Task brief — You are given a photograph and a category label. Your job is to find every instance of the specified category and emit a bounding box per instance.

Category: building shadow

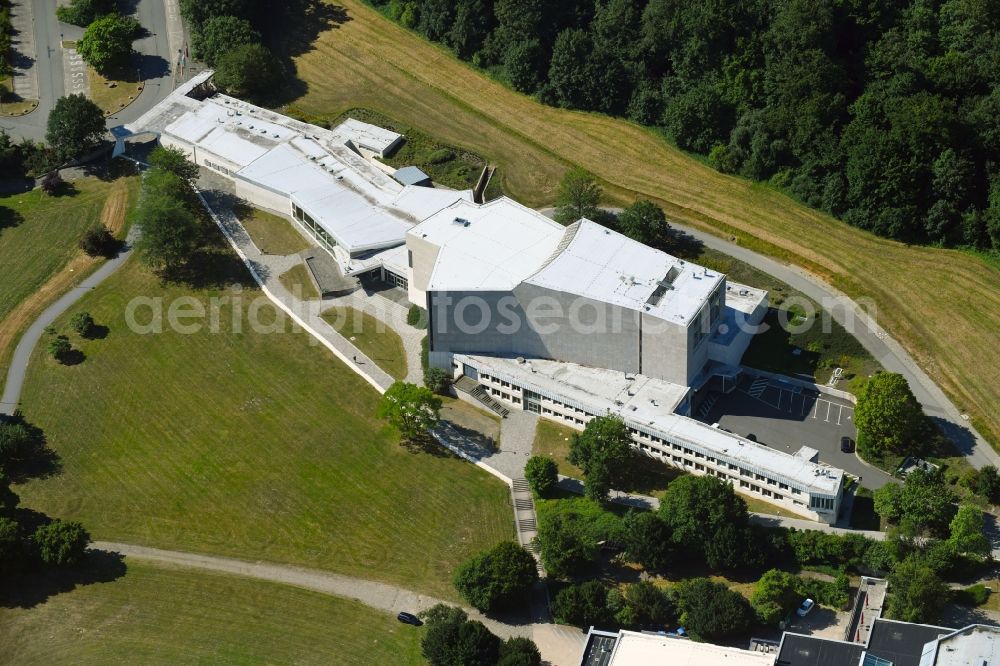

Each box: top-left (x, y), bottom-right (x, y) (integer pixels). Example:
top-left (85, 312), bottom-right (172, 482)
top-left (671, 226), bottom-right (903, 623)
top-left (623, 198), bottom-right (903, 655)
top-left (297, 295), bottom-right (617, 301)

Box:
top-left (0, 549), bottom-right (128, 610)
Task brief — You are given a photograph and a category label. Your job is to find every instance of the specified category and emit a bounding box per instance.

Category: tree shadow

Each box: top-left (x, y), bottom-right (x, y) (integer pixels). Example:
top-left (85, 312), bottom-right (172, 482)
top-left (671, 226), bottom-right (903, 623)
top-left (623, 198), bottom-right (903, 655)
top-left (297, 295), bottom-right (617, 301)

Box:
top-left (265, 2), bottom-right (352, 106)
top-left (662, 228), bottom-right (706, 261)
top-left (0, 414), bottom-right (61, 482)
top-left (135, 53), bottom-right (169, 80)
top-left (82, 324), bottom-right (110, 340)
top-left (56, 349), bottom-right (86, 366)
top-left (402, 430), bottom-right (453, 458)
top-left (0, 549), bottom-right (128, 610)
top-left (159, 249), bottom-right (258, 290)
top-left (0, 206), bottom-right (25, 233)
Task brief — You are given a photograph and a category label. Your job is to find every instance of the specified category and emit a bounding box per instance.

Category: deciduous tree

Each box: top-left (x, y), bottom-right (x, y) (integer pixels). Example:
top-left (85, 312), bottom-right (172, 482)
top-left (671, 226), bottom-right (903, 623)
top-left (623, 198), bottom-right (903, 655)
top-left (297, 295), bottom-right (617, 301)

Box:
top-left (46, 95), bottom-right (106, 160)
top-left (32, 520), bottom-right (90, 566)
top-left (191, 15), bottom-right (260, 67)
top-left (617, 200), bottom-right (669, 246)
top-left (524, 455), bottom-right (558, 497)
top-left (854, 373), bottom-right (924, 457)
top-left (421, 604), bottom-right (502, 666)
top-left (887, 557), bottom-right (948, 623)
top-left (213, 43), bottom-right (283, 102)
top-left (77, 13), bottom-right (139, 73)
top-left (454, 541), bottom-right (538, 612)
top-left (376, 381), bottom-right (442, 442)
top-left (554, 167), bottom-right (602, 225)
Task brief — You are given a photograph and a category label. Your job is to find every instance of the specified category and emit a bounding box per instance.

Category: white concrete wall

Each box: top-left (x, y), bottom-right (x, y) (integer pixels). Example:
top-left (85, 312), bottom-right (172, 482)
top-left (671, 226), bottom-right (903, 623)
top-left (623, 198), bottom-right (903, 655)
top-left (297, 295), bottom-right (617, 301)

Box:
top-left (405, 233), bottom-right (440, 307)
top-left (233, 179), bottom-right (291, 216)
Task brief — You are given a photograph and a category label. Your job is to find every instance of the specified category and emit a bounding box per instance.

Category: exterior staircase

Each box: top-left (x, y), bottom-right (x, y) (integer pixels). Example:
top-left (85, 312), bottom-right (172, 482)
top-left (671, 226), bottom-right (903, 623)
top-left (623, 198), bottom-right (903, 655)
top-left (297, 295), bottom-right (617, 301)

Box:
top-left (511, 478), bottom-right (545, 576)
top-left (454, 376), bottom-right (510, 418)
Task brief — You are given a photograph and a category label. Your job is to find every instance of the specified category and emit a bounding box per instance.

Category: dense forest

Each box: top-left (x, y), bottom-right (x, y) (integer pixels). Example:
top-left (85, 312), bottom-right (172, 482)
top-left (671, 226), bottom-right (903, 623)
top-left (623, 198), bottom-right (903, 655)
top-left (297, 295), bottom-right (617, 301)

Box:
top-left (367, 0), bottom-right (1000, 251)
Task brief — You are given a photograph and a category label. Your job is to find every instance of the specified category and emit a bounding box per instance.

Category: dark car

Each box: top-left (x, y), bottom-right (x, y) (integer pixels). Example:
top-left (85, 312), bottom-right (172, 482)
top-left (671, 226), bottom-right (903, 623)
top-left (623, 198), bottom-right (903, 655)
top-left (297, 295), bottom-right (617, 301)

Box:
top-left (397, 612), bottom-right (423, 626)
top-left (840, 436), bottom-right (855, 453)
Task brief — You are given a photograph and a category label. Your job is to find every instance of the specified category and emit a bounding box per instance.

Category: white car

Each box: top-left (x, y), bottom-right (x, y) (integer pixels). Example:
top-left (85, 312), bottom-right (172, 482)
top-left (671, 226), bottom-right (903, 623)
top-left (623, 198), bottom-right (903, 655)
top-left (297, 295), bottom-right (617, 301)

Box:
top-left (796, 598), bottom-right (816, 617)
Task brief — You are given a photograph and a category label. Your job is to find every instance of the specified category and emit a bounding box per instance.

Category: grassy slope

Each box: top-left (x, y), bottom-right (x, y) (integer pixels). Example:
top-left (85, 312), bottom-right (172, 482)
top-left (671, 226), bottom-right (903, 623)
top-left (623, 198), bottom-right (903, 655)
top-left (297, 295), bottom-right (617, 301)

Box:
top-left (323, 305), bottom-right (408, 380)
top-left (16, 258), bottom-right (513, 601)
top-left (0, 560), bottom-right (424, 664)
top-left (286, 0), bottom-right (1000, 447)
top-left (238, 206), bottom-right (311, 256)
top-left (0, 176), bottom-right (139, 377)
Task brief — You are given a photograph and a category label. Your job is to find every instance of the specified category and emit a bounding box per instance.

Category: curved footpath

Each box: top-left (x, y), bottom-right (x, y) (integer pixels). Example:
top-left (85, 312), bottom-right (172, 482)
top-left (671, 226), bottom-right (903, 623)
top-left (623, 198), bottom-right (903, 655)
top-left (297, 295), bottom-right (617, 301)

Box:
top-left (0, 228), bottom-right (138, 416)
top-left (90, 541), bottom-right (533, 639)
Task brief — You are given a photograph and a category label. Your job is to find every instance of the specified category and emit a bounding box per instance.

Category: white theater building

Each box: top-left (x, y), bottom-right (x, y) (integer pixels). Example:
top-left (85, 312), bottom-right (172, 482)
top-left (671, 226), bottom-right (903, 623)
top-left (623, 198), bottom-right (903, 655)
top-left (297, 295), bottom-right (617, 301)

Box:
top-left (126, 72), bottom-right (845, 523)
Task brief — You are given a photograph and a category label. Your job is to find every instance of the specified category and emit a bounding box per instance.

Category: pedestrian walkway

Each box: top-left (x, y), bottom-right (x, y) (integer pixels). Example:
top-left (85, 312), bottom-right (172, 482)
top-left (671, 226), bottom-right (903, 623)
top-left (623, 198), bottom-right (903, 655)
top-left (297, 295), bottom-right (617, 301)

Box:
top-left (91, 541), bottom-right (534, 640)
top-left (196, 183), bottom-right (394, 393)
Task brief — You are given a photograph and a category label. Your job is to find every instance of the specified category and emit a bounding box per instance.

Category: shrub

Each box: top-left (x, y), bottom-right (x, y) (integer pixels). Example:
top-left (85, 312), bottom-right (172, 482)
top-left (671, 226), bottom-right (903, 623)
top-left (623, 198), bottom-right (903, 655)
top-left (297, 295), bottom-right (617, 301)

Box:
top-left (69, 311), bottom-right (96, 338)
top-left (427, 149), bottom-right (454, 164)
top-left (524, 456), bottom-right (558, 497)
top-left (40, 171), bottom-right (65, 195)
top-left (79, 225), bottom-right (119, 257)
top-left (47, 336), bottom-right (72, 361)
top-left (407, 304), bottom-right (427, 329)
top-left (423, 366), bottom-right (452, 394)
top-left (551, 580), bottom-right (611, 627)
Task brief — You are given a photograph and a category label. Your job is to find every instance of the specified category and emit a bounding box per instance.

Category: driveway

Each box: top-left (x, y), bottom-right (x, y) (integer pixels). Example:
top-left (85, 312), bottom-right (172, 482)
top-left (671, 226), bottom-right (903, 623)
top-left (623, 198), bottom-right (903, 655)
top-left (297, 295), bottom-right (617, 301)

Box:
top-left (2, 0), bottom-right (181, 142)
top-left (700, 377), bottom-right (895, 490)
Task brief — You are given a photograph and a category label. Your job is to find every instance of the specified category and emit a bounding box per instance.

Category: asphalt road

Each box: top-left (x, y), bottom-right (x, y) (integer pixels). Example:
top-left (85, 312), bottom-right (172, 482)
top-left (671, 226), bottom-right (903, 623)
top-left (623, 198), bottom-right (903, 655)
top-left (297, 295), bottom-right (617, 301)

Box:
top-left (2, 0), bottom-right (178, 142)
top-left (670, 220), bottom-right (997, 470)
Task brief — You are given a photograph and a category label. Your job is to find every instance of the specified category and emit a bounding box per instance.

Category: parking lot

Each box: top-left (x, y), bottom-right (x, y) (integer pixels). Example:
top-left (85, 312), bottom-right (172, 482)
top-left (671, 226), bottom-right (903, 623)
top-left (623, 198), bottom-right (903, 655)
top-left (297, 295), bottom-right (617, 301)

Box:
top-left (699, 376), bottom-right (895, 490)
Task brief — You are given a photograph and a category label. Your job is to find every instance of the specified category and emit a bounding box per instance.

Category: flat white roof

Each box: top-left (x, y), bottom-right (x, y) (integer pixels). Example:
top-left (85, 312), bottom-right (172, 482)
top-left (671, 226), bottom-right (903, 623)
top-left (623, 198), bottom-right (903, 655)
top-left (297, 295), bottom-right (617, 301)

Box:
top-left (609, 631), bottom-right (774, 666)
top-left (334, 117), bottom-right (402, 155)
top-left (922, 625), bottom-right (1000, 666)
top-left (410, 197), bottom-right (566, 291)
top-left (134, 77), bottom-right (472, 257)
top-left (460, 354), bottom-right (843, 495)
top-left (527, 220), bottom-right (724, 325)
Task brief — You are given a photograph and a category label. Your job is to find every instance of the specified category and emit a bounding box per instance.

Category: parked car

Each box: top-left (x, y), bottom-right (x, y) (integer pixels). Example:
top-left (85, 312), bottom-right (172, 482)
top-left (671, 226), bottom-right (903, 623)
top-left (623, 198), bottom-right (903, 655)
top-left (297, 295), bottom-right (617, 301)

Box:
top-left (397, 612), bottom-right (422, 626)
top-left (797, 599), bottom-right (815, 617)
top-left (840, 436), bottom-right (855, 453)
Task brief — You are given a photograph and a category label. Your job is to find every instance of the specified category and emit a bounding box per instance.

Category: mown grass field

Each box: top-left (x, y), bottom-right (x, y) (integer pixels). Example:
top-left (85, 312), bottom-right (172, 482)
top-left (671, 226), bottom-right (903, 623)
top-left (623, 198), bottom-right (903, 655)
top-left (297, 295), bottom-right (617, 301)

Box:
top-left (16, 256), bottom-right (513, 600)
top-left (284, 0), bottom-right (1000, 448)
top-left (0, 176), bottom-right (138, 378)
top-left (0, 560), bottom-right (424, 664)
top-left (323, 305), bottom-right (408, 380)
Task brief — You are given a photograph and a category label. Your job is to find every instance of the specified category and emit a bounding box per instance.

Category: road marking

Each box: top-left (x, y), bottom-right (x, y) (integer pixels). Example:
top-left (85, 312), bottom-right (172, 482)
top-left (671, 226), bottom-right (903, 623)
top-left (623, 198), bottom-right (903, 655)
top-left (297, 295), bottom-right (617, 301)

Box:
top-left (835, 404), bottom-right (844, 426)
top-left (825, 401), bottom-right (832, 422)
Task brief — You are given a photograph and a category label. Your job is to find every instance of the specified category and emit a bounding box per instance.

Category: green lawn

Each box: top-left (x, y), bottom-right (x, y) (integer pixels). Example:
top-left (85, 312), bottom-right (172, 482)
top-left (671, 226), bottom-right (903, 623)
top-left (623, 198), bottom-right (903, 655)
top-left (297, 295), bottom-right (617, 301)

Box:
top-left (278, 263), bottom-right (320, 300)
top-left (531, 418), bottom-right (678, 497)
top-left (0, 180), bottom-right (122, 325)
top-left (236, 204), bottom-right (311, 255)
top-left (15, 252), bottom-right (513, 601)
top-left (322, 305), bottom-right (408, 380)
top-left (0, 559), bottom-right (424, 664)
top-left (532, 419), bottom-right (584, 479)
top-left (0, 176), bottom-right (138, 378)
